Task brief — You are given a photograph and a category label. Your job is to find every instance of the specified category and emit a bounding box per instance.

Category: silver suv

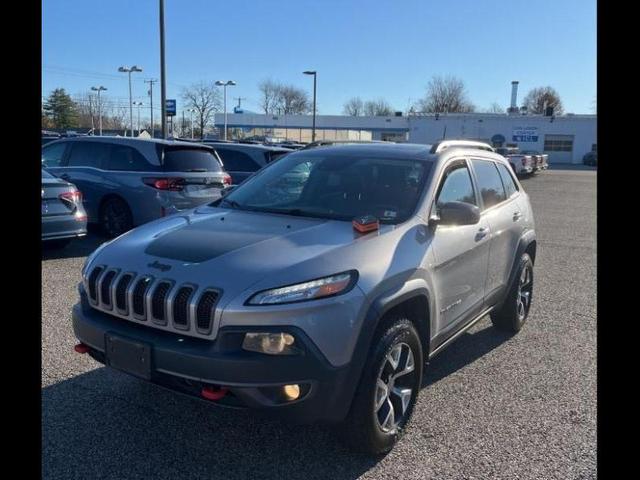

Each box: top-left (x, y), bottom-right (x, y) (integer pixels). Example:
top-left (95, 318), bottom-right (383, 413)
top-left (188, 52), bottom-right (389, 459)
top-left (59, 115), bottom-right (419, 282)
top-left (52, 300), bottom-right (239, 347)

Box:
top-left (72, 141), bottom-right (536, 454)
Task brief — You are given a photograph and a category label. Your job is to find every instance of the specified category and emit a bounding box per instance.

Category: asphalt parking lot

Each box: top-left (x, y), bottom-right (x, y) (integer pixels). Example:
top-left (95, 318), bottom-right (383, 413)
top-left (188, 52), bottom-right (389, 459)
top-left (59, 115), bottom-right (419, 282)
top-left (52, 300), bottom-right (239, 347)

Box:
top-left (42, 167), bottom-right (597, 479)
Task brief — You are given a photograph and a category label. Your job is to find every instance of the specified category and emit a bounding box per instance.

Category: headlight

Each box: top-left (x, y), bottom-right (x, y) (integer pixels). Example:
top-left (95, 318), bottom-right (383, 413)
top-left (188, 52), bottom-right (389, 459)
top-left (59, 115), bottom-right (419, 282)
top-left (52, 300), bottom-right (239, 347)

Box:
top-left (246, 270), bottom-right (358, 305)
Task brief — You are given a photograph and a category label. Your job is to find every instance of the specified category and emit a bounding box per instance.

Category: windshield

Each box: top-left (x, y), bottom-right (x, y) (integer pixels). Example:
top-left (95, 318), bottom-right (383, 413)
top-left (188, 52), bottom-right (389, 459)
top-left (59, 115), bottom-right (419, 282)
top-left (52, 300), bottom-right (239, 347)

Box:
top-left (216, 151), bottom-right (431, 224)
top-left (162, 147), bottom-right (223, 172)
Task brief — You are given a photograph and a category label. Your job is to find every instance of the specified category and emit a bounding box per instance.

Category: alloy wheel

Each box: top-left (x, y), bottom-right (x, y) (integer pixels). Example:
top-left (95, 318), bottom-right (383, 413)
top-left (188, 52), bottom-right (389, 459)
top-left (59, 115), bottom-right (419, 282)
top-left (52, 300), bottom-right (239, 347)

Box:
top-left (374, 342), bottom-right (416, 433)
top-left (516, 264), bottom-right (533, 320)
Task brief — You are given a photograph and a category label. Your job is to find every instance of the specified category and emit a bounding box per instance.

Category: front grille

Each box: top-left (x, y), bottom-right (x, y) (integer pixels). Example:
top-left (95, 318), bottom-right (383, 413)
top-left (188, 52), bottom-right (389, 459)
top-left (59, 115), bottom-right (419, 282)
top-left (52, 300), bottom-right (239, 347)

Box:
top-left (151, 282), bottom-right (172, 322)
top-left (196, 290), bottom-right (219, 332)
top-left (88, 266), bottom-right (104, 302)
top-left (85, 265), bottom-right (220, 339)
top-left (115, 274), bottom-right (133, 311)
top-left (132, 277), bottom-right (152, 317)
top-left (173, 286), bottom-right (194, 327)
top-left (100, 270), bottom-right (117, 307)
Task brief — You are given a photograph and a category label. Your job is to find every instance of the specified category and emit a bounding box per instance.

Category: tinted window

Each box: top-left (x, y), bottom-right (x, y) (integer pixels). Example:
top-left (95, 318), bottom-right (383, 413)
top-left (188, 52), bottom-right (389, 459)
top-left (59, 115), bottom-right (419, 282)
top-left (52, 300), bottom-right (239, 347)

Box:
top-left (495, 162), bottom-right (518, 197)
top-left (67, 142), bottom-right (110, 168)
top-left (471, 159), bottom-right (507, 209)
top-left (436, 164), bottom-right (476, 208)
top-left (217, 149), bottom-right (260, 172)
top-left (265, 151), bottom-right (290, 163)
top-left (42, 143), bottom-right (67, 167)
top-left (220, 153), bottom-right (431, 224)
top-left (108, 145), bottom-right (151, 171)
top-left (162, 147), bottom-right (222, 172)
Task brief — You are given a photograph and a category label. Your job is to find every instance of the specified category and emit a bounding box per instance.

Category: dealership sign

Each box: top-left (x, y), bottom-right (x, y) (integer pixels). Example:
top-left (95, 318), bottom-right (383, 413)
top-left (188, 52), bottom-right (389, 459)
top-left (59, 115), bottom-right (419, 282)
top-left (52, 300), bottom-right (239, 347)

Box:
top-left (165, 99), bottom-right (176, 116)
top-left (512, 126), bottom-right (539, 142)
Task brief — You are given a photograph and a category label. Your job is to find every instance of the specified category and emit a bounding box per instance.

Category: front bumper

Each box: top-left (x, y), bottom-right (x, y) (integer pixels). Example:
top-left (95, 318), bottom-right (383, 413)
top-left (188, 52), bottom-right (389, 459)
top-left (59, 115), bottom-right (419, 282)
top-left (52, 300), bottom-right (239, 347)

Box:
top-left (72, 295), bottom-right (356, 423)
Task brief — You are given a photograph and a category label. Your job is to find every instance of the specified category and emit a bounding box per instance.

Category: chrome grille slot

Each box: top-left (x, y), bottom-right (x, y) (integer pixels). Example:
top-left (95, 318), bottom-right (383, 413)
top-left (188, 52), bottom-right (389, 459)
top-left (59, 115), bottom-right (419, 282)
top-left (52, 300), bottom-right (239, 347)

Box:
top-left (88, 266), bottom-right (104, 303)
top-left (99, 270), bottom-right (117, 309)
top-left (151, 281), bottom-right (173, 324)
top-left (173, 286), bottom-right (194, 328)
top-left (115, 273), bottom-right (134, 313)
top-left (196, 290), bottom-right (219, 333)
top-left (86, 264), bottom-right (221, 339)
top-left (132, 277), bottom-right (153, 319)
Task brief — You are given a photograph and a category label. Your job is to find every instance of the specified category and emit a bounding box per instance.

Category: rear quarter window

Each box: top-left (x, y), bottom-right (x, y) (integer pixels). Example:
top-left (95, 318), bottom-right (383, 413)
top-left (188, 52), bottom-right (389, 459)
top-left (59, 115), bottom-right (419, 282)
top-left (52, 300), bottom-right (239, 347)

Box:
top-left (162, 147), bottom-right (223, 172)
top-left (107, 145), bottom-right (153, 171)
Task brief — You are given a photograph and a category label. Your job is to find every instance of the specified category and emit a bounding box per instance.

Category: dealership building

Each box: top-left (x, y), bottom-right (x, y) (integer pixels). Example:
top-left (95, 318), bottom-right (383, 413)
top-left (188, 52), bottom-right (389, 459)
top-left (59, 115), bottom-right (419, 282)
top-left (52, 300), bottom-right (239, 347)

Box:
top-left (213, 111), bottom-right (596, 165)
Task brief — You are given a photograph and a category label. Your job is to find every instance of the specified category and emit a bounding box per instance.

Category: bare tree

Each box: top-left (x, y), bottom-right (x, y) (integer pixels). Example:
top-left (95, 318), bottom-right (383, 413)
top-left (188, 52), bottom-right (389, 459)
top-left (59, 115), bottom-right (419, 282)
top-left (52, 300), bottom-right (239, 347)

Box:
top-left (343, 97), bottom-right (364, 116)
top-left (258, 79), bottom-right (282, 114)
top-left (275, 85), bottom-right (311, 114)
top-left (181, 81), bottom-right (222, 138)
top-left (485, 102), bottom-right (504, 114)
top-left (73, 93), bottom-right (98, 130)
top-left (363, 98), bottom-right (394, 116)
top-left (415, 75), bottom-right (475, 113)
top-left (522, 86), bottom-right (564, 115)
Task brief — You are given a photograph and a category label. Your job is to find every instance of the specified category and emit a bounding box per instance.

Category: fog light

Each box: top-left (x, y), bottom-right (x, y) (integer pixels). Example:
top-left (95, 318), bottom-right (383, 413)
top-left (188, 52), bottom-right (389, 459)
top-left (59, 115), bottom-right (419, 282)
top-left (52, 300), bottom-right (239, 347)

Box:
top-left (283, 384), bottom-right (300, 401)
top-left (242, 332), bottom-right (298, 355)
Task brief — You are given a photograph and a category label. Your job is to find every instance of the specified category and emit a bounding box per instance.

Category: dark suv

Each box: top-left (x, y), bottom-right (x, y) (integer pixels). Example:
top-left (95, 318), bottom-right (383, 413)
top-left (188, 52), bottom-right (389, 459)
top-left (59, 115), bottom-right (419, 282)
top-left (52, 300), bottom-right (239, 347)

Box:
top-left (204, 142), bottom-right (292, 185)
top-left (42, 137), bottom-right (231, 237)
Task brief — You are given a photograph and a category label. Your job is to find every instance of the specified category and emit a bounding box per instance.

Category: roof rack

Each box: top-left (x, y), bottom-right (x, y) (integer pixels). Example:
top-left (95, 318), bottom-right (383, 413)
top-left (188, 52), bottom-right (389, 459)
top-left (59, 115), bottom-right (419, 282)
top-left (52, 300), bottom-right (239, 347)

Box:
top-left (429, 140), bottom-right (495, 154)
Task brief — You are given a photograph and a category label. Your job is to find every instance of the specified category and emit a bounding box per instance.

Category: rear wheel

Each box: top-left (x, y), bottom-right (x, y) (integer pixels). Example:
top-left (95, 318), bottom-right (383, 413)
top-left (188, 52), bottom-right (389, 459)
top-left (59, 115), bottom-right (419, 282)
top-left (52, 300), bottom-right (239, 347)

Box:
top-left (491, 253), bottom-right (534, 333)
top-left (342, 317), bottom-right (423, 455)
top-left (100, 197), bottom-right (133, 238)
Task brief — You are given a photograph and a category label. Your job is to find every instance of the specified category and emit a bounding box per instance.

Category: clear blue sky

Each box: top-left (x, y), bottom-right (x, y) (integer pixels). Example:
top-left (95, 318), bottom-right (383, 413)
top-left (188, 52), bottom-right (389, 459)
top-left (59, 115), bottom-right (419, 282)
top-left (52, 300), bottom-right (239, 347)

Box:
top-left (42, 0), bottom-right (596, 119)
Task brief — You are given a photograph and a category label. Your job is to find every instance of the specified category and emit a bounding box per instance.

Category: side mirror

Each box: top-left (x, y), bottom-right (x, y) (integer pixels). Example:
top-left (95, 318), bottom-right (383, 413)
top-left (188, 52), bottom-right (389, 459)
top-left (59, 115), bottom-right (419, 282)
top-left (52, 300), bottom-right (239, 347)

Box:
top-left (436, 201), bottom-right (481, 226)
top-left (220, 185), bottom-right (237, 197)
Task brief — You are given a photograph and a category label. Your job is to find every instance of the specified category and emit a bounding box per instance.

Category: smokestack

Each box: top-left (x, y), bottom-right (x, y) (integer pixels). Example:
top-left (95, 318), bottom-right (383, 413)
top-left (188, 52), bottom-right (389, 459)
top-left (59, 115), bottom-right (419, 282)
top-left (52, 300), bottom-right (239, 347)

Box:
top-left (510, 81), bottom-right (519, 112)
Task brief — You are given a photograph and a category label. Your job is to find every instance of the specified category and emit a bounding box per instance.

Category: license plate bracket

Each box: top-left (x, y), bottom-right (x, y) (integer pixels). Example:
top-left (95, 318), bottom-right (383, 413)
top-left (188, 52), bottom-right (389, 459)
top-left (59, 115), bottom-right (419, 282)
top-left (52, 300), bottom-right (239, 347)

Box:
top-left (105, 333), bottom-right (152, 380)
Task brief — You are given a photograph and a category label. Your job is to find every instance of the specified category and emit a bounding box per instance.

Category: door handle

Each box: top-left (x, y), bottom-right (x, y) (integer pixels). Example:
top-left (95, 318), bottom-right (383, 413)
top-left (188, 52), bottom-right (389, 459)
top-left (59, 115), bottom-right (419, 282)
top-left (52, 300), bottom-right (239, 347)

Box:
top-left (513, 211), bottom-right (522, 221)
top-left (475, 227), bottom-right (489, 241)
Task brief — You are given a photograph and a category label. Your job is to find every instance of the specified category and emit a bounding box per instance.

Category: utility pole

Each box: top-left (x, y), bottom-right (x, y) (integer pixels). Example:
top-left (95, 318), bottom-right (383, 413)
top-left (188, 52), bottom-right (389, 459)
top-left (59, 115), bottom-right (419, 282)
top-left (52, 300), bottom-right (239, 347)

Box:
top-left (159, 0), bottom-right (167, 138)
top-left (234, 97), bottom-right (246, 111)
top-left (182, 110), bottom-right (185, 138)
top-left (145, 79), bottom-right (157, 138)
top-left (303, 71), bottom-right (317, 142)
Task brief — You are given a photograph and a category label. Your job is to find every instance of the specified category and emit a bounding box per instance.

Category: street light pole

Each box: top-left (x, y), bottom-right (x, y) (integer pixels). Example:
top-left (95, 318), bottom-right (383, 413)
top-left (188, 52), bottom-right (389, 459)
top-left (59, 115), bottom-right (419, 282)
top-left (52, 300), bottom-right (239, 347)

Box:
top-left (303, 71), bottom-right (317, 142)
top-left (145, 79), bottom-right (157, 138)
top-left (215, 80), bottom-right (236, 141)
top-left (187, 108), bottom-right (195, 139)
top-left (118, 66), bottom-right (142, 137)
top-left (133, 101), bottom-right (143, 136)
top-left (91, 86), bottom-right (107, 136)
top-left (159, 0), bottom-right (167, 139)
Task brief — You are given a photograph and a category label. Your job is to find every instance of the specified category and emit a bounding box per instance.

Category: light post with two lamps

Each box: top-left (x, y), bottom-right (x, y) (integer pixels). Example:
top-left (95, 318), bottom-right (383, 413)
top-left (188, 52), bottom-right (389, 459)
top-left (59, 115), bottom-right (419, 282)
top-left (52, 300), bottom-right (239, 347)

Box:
top-left (90, 86), bottom-right (107, 136)
top-left (215, 80), bottom-right (236, 140)
top-left (118, 65), bottom-right (143, 136)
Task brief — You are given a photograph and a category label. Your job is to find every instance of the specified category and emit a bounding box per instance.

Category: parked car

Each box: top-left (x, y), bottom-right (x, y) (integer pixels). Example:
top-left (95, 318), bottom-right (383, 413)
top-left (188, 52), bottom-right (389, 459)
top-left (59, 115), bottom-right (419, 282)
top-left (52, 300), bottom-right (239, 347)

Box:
top-left (521, 150), bottom-right (549, 171)
top-left (204, 142), bottom-right (293, 185)
top-left (495, 147), bottom-right (535, 176)
top-left (42, 137), bottom-right (231, 238)
top-left (583, 151), bottom-right (597, 166)
top-left (73, 141), bottom-right (536, 454)
top-left (42, 168), bottom-right (87, 248)
top-left (42, 136), bottom-right (61, 146)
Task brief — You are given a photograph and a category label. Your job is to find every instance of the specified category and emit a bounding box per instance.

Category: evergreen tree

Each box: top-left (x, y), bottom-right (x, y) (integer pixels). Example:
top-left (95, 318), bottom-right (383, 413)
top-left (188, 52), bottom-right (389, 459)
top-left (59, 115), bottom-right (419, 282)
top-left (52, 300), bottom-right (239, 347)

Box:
top-left (43, 88), bottom-right (78, 128)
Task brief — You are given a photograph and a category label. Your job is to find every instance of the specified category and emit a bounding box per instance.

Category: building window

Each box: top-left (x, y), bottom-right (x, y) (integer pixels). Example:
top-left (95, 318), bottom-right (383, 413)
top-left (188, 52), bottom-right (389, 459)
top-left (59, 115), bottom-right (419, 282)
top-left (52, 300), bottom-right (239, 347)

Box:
top-left (543, 135), bottom-right (574, 152)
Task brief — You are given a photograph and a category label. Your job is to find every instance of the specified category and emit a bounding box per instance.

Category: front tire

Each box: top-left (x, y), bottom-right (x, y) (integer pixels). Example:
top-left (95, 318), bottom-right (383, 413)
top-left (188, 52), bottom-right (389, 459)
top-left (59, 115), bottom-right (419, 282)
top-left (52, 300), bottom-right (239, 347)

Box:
top-left (100, 197), bottom-right (133, 238)
top-left (491, 253), bottom-right (534, 333)
top-left (342, 317), bottom-right (423, 455)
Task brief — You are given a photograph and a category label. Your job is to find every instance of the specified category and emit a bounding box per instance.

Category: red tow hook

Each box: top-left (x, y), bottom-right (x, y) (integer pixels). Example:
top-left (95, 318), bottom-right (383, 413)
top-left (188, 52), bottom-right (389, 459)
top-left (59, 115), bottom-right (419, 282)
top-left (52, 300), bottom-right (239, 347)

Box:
top-left (201, 386), bottom-right (229, 401)
top-left (74, 343), bottom-right (90, 354)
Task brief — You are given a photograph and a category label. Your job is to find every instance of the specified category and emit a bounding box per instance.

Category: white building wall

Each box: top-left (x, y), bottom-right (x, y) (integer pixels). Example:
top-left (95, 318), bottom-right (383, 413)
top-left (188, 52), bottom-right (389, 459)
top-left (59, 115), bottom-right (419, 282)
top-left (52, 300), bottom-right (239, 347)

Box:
top-left (216, 113), bottom-right (596, 164)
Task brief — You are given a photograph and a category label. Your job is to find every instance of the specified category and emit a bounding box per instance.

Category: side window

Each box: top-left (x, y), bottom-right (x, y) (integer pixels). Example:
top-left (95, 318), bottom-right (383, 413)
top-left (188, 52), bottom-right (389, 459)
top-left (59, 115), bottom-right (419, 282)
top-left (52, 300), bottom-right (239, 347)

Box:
top-left (67, 142), bottom-right (110, 168)
top-left (436, 163), bottom-right (477, 209)
top-left (495, 162), bottom-right (519, 198)
top-left (217, 149), bottom-right (260, 172)
top-left (42, 143), bottom-right (67, 167)
top-left (471, 159), bottom-right (507, 209)
top-left (108, 145), bottom-right (150, 171)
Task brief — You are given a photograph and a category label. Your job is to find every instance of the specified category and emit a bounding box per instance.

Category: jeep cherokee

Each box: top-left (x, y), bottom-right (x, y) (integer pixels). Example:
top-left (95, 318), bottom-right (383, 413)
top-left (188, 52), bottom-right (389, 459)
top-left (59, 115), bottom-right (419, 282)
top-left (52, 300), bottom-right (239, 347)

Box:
top-left (72, 141), bottom-right (536, 454)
